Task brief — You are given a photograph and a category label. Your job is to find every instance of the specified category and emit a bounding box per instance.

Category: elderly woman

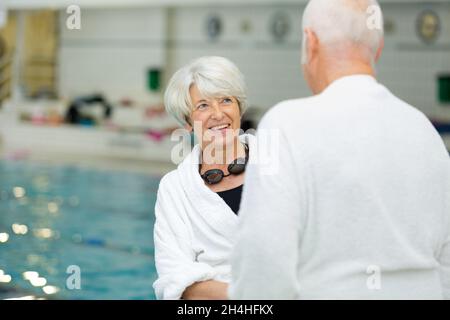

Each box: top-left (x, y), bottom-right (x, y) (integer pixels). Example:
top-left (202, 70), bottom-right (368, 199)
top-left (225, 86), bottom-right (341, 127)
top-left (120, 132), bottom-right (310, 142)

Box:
top-left (153, 56), bottom-right (256, 300)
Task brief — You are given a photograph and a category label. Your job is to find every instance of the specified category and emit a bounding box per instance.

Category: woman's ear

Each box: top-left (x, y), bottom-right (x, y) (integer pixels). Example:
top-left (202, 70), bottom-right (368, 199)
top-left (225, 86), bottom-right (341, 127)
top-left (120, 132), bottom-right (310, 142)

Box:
top-left (184, 119), bottom-right (193, 132)
top-left (184, 114), bottom-right (194, 132)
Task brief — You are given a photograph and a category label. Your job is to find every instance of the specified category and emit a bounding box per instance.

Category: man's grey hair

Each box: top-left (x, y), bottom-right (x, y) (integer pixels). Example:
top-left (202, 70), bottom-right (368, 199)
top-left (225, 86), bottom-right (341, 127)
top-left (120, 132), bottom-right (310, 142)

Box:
top-left (301, 0), bottom-right (384, 64)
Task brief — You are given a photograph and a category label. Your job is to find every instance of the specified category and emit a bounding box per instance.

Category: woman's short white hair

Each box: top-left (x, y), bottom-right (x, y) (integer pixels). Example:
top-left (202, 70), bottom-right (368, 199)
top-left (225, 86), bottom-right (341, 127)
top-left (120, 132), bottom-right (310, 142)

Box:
top-left (164, 56), bottom-right (248, 126)
top-left (301, 0), bottom-right (384, 64)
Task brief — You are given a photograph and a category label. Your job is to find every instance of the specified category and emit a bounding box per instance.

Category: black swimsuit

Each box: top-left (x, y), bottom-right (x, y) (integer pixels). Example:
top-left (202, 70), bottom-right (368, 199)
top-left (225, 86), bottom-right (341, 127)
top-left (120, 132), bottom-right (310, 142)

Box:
top-left (216, 185), bottom-right (243, 215)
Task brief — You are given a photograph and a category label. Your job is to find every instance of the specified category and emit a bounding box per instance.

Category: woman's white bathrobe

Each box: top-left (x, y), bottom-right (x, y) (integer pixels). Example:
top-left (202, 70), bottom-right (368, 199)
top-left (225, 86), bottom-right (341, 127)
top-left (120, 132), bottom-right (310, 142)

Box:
top-left (153, 134), bottom-right (256, 300)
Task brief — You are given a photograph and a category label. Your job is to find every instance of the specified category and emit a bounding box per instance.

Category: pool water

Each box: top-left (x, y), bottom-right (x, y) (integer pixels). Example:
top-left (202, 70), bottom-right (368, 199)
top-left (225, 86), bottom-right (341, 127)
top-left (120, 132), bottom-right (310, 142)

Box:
top-left (0, 159), bottom-right (160, 299)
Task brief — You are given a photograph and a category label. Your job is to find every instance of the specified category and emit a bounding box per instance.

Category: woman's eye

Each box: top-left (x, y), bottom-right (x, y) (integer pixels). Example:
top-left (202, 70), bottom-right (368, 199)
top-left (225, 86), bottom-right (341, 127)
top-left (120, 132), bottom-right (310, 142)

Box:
top-left (222, 98), bottom-right (233, 104)
top-left (197, 104), bottom-right (208, 110)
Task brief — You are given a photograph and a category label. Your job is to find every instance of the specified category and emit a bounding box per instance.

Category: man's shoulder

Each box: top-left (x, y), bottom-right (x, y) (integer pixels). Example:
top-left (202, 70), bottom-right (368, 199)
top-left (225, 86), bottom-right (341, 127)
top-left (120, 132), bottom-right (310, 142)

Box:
top-left (258, 96), bottom-right (321, 130)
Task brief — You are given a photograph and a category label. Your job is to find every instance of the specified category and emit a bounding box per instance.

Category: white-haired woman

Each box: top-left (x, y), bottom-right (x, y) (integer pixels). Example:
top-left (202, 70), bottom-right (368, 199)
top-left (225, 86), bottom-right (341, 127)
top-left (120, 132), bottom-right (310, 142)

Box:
top-left (153, 56), bottom-right (256, 300)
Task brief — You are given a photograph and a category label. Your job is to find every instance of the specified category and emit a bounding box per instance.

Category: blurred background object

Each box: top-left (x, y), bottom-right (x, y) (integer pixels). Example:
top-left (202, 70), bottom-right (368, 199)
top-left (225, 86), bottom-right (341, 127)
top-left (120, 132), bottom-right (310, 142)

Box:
top-left (0, 0), bottom-right (449, 300)
top-left (23, 10), bottom-right (58, 100)
top-left (65, 94), bottom-right (112, 126)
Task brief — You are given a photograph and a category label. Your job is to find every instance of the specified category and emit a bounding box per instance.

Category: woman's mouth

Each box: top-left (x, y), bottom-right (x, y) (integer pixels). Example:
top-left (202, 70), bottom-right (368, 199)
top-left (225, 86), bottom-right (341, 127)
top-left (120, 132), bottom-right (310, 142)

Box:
top-left (206, 124), bottom-right (233, 139)
top-left (208, 124), bottom-right (231, 132)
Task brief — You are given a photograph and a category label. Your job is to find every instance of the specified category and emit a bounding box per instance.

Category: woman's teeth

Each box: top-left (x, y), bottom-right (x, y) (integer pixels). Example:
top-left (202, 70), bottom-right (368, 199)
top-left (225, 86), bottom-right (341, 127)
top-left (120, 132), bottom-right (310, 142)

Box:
top-left (210, 124), bottom-right (229, 131)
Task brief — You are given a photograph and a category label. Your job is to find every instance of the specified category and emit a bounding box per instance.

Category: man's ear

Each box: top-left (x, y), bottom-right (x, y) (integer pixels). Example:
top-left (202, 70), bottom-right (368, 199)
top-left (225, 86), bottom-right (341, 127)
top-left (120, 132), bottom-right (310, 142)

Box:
top-left (305, 28), bottom-right (319, 63)
top-left (375, 38), bottom-right (384, 62)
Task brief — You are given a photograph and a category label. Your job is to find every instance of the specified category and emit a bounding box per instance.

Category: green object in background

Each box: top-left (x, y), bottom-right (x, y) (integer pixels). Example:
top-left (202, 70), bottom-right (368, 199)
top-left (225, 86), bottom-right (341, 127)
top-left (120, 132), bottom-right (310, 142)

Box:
top-left (438, 74), bottom-right (450, 104)
top-left (147, 68), bottom-right (161, 92)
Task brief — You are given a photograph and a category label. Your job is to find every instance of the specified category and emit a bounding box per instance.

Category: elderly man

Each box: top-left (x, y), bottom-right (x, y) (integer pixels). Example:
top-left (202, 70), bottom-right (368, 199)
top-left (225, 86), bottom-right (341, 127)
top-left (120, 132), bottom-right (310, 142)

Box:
top-left (230, 0), bottom-right (450, 299)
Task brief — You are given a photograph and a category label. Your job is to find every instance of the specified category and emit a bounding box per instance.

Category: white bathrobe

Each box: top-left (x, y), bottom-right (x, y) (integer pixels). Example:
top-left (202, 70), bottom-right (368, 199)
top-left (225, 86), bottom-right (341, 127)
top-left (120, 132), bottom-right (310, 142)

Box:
top-left (153, 134), bottom-right (256, 300)
top-left (230, 75), bottom-right (450, 299)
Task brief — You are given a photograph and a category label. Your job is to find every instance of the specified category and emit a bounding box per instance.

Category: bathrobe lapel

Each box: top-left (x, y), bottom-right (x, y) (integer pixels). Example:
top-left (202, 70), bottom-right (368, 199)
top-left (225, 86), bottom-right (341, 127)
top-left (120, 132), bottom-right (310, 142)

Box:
top-left (177, 134), bottom-right (255, 240)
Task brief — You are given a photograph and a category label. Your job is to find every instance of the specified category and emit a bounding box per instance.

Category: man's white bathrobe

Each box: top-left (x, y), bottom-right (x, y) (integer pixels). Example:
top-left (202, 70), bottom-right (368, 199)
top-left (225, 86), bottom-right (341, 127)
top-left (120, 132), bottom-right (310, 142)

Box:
top-left (153, 134), bottom-right (256, 300)
top-left (230, 75), bottom-right (450, 299)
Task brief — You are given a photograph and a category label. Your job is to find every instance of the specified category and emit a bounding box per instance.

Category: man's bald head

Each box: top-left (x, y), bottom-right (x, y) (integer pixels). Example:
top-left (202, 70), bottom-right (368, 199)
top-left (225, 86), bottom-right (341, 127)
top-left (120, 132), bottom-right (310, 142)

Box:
top-left (300, 0), bottom-right (385, 94)
top-left (301, 0), bottom-right (384, 64)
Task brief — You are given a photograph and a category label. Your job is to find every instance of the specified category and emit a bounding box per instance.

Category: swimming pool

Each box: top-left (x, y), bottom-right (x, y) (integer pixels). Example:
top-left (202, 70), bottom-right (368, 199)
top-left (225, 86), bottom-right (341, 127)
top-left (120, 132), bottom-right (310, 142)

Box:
top-left (0, 159), bottom-right (160, 299)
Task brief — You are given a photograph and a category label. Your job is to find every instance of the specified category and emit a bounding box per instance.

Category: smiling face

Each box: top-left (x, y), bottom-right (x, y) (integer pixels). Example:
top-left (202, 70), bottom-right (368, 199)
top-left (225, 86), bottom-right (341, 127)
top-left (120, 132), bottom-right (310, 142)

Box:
top-left (188, 84), bottom-right (241, 151)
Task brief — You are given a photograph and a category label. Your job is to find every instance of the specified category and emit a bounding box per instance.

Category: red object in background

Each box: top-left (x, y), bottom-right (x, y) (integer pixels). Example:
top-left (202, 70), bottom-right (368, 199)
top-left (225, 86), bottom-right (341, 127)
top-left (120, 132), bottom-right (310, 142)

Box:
top-left (145, 104), bottom-right (166, 118)
top-left (5, 149), bottom-right (30, 161)
top-left (31, 115), bottom-right (46, 125)
top-left (119, 98), bottom-right (134, 107)
top-left (145, 129), bottom-right (165, 142)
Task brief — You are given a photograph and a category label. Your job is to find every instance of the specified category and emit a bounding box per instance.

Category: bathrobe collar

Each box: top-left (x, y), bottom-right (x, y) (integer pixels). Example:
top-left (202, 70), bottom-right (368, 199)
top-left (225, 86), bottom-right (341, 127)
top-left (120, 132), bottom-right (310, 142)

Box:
top-left (177, 134), bottom-right (256, 240)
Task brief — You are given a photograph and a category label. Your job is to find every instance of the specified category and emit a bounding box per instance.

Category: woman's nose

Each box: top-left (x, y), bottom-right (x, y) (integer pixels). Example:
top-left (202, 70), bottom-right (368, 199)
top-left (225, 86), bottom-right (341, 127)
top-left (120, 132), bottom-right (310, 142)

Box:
top-left (211, 104), bottom-right (224, 120)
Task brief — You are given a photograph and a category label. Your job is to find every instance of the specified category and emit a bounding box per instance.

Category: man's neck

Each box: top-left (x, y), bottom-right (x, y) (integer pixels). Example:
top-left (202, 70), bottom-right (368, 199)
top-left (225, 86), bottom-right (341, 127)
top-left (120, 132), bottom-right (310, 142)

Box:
top-left (317, 60), bottom-right (376, 94)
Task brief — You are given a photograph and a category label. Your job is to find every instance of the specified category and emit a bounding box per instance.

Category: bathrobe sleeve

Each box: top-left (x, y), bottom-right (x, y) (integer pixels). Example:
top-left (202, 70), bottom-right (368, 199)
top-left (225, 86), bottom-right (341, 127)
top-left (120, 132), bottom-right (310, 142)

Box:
top-left (438, 165), bottom-right (450, 300)
top-left (440, 234), bottom-right (450, 300)
top-left (229, 112), bottom-right (306, 299)
top-left (153, 174), bottom-right (217, 300)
